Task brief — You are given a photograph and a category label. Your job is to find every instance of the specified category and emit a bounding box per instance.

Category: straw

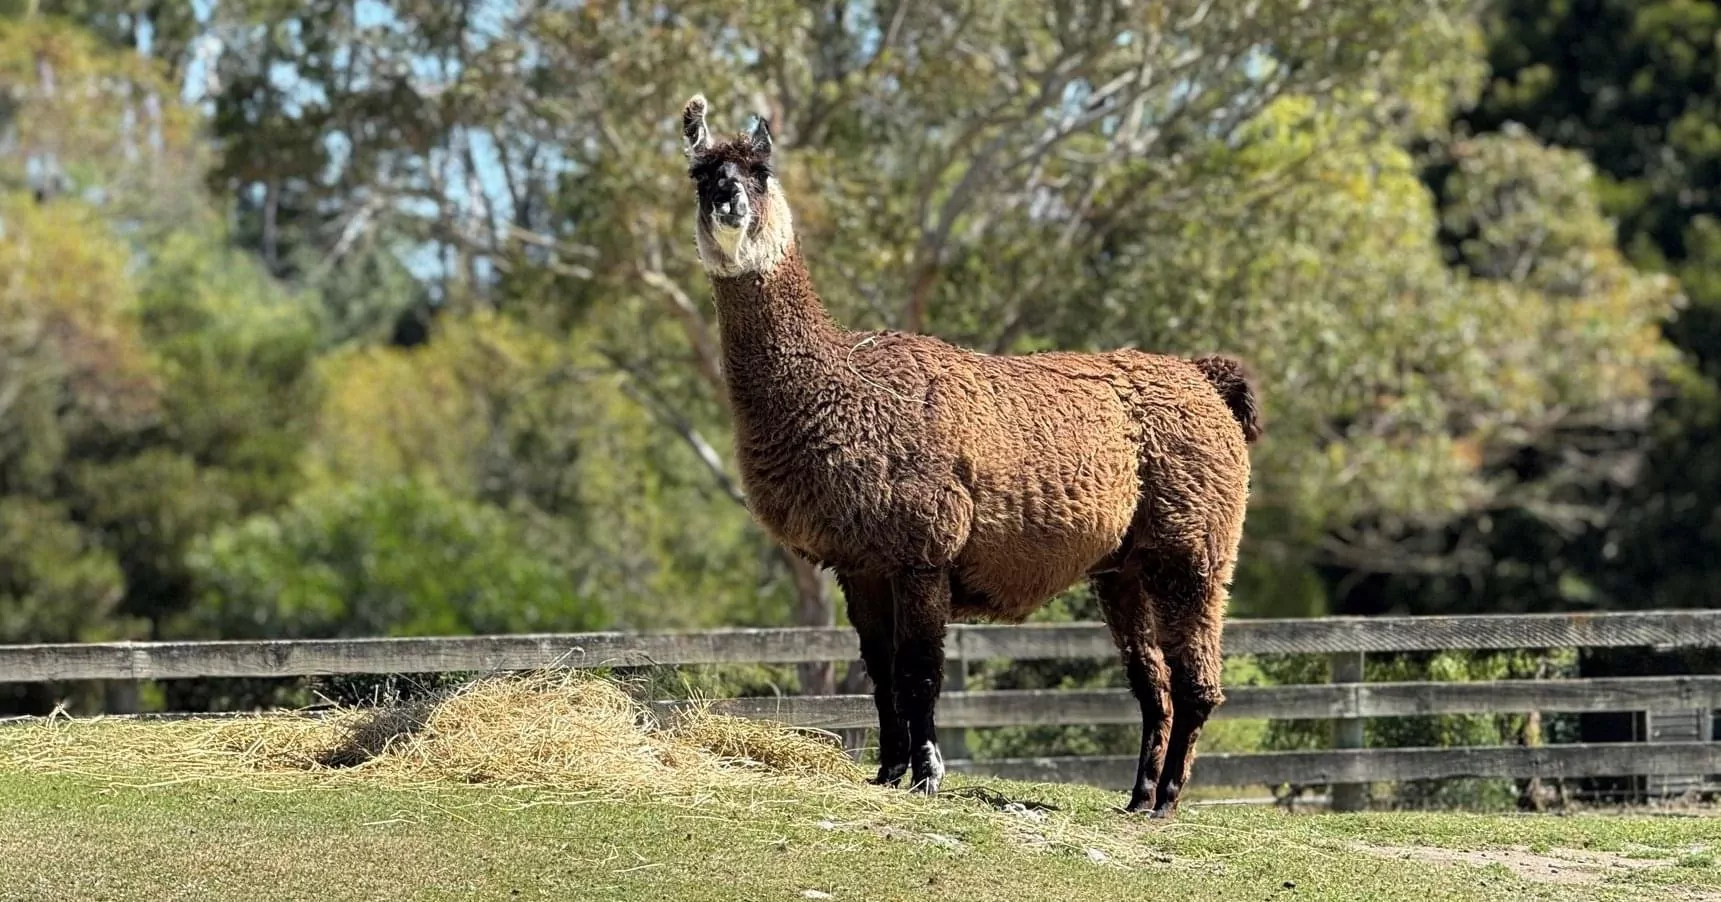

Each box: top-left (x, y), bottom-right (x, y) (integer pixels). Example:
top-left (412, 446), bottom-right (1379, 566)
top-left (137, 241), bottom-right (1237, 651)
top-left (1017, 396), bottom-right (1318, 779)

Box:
top-left (0, 670), bottom-right (1175, 868)
top-left (0, 671), bottom-right (866, 798)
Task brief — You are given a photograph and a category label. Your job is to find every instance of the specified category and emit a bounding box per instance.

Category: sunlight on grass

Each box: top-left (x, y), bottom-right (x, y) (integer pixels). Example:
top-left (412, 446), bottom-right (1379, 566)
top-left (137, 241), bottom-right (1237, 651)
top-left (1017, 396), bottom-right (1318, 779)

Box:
top-left (2, 671), bottom-right (1716, 902)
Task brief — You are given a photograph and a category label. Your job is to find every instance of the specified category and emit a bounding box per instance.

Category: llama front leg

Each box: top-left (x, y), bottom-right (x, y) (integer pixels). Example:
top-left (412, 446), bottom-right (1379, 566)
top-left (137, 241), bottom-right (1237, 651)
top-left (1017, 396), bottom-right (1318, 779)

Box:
top-left (839, 571), bottom-right (910, 786)
top-left (890, 567), bottom-right (951, 795)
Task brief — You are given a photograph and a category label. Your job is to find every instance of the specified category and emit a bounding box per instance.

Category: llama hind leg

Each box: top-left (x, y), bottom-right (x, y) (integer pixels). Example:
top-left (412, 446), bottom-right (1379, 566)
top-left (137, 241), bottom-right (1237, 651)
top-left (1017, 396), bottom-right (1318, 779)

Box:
top-left (1145, 560), bottom-right (1229, 819)
top-left (1093, 572), bottom-right (1173, 813)
top-left (1154, 619), bottom-right (1224, 818)
top-left (890, 567), bottom-right (951, 795)
top-left (840, 571), bottom-right (910, 786)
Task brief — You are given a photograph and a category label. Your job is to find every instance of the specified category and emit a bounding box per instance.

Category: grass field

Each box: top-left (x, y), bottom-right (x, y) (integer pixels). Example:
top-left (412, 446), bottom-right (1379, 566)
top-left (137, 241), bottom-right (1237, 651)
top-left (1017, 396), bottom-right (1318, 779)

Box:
top-left (1, 674), bottom-right (1717, 901)
top-left (3, 771), bottom-right (1719, 901)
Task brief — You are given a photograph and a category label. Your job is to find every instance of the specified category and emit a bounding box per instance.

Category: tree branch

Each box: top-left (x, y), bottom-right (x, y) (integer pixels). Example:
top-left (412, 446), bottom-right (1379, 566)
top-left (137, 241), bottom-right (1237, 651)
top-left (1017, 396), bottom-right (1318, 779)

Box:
top-left (600, 349), bottom-right (746, 508)
top-left (637, 245), bottom-right (728, 410)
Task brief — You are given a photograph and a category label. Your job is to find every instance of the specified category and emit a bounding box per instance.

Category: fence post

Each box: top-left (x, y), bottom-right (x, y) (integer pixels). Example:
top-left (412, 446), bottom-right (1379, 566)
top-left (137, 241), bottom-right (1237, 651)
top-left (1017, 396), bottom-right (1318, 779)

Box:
top-left (1330, 650), bottom-right (1366, 812)
top-left (104, 679), bottom-right (141, 715)
top-left (944, 653), bottom-right (969, 761)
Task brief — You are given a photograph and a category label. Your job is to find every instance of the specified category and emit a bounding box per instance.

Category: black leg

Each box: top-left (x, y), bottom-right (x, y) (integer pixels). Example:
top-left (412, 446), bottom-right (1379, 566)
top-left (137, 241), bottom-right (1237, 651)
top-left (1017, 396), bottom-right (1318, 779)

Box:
top-left (890, 567), bottom-right (950, 796)
top-left (1137, 542), bottom-right (1228, 821)
top-left (1123, 644), bottom-right (1173, 812)
top-left (1153, 622), bottom-right (1224, 819)
top-left (1095, 572), bottom-right (1173, 813)
top-left (839, 571), bottom-right (909, 786)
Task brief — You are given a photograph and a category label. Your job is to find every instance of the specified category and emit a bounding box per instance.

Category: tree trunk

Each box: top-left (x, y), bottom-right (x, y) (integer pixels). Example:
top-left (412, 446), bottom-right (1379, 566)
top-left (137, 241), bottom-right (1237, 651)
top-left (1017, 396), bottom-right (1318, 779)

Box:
top-left (104, 680), bottom-right (141, 715)
top-left (837, 660), bottom-right (873, 758)
top-left (785, 551), bottom-right (877, 757)
top-left (262, 178), bottom-right (281, 274)
top-left (1516, 708), bottom-right (1546, 811)
top-left (786, 551), bottom-right (835, 696)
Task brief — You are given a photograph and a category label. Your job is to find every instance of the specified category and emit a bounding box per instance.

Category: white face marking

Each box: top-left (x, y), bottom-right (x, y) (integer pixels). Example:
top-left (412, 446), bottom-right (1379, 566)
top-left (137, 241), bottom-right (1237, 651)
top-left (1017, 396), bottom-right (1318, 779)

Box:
top-left (695, 177), bottom-right (795, 279)
top-left (711, 212), bottom-right (749, 257)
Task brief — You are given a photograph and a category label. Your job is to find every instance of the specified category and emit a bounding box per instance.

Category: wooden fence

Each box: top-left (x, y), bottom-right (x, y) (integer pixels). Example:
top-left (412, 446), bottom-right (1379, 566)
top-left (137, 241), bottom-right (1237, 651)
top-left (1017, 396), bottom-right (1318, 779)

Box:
top-left (4, 610), bottom-right (1720, 809)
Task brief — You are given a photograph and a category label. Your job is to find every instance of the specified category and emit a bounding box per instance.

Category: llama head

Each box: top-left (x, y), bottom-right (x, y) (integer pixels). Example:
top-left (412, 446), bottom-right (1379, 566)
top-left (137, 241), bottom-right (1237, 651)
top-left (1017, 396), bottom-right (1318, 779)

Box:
top-left (682, 94), bottom-right (794, 278)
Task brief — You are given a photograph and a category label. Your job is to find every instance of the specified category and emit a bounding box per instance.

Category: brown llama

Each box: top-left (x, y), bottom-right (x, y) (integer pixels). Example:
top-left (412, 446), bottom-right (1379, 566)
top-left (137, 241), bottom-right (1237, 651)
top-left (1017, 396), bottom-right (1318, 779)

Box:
top-left (679, 95), bottom-right (1261, 818)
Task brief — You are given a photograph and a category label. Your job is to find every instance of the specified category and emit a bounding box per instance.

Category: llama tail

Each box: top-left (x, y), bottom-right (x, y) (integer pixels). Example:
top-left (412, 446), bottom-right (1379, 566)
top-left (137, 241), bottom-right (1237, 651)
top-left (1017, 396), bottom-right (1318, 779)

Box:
top-left (1194, 355), bottom-right (1263, 445)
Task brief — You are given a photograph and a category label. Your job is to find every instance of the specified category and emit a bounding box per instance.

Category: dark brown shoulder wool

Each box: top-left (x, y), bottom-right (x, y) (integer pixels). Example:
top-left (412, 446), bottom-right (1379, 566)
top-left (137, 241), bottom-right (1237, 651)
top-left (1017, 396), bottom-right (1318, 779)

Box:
top-left (680, 95), bottom-right (1260, 817)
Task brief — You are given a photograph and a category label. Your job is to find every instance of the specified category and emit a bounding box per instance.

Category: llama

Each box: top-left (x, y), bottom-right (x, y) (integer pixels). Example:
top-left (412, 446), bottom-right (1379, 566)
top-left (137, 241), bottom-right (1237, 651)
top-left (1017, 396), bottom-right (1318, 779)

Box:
top-left (680, 95), bottom-right (1261, 818)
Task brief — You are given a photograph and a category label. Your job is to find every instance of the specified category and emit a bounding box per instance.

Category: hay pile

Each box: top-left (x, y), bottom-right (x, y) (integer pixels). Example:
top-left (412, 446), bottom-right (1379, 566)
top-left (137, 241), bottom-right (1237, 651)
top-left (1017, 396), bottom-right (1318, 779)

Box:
top-left (0, 671), bottom-right (864, 800)
top-left (0, 672), bottom-right (1200, 870)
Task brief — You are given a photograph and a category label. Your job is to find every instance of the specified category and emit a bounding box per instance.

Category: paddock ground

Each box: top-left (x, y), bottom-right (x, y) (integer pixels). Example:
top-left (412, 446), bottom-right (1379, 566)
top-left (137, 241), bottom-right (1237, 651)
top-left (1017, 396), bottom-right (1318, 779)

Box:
top-left (0, 675), bottom-right (1715, 901)
top-left (3, 769), bottom-right (1718, 901)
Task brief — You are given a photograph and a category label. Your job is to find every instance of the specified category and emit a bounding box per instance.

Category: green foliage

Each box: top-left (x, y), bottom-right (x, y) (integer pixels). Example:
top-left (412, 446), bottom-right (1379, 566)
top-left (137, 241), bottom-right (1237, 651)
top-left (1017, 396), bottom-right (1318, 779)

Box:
top-left (0, 16), bottom-right (209, 230)
top-left (0, 194), bottom-right (160, 491)
top-left (0, 21), bottom-right (319, 677)
top-left (133, 0), bottom-right (1675, 616)
top-left (136, 232), bottom-right (322, 506)
top-left (305, 312), bottom-right (789, 631)
top-left (3, 4), bottom-right (1702, 756)
top-left (306, 311), bottom-right (577, 506)
top-left (1440, 0), bottom-right (1721, 618)
top-left (80, 234), bottom-right (323, 631)
top-left (1360, 650), bottom-right (1565, 810)
top-left (185, 477), bottom-right (604, 639)
top-left (0, 191), bottom-right (158, 710)
top-left (0, 499), bottom-right (126, 643)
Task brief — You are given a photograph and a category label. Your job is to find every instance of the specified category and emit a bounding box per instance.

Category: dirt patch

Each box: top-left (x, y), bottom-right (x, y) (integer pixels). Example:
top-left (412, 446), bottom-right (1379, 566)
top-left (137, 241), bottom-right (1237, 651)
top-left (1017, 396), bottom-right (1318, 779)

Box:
top-left (1356, 843), bottom-right (1664, 886)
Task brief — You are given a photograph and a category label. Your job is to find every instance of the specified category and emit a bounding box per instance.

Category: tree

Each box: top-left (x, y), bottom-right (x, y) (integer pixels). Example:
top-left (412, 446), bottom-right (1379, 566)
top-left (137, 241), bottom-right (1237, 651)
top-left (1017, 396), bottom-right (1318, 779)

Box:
top-left (1434, 2), bottom-right (1721, 765)
top-left (307, 312), bottom-right (793, 632)
top-left (1459, 0), bottom-right (1721, 613)
top-left (0, 190), bottom-right (160, 712)
top-left (0, 205), bottom-right (140, 647)
top-left (143, 1), bottom-right (1675, 651)
top-left (20, 5), bottom-right (1678, 709)
top-left (0, 20), bottom-right (321, 712)
top-left (186, 477), bottom-right (604, 639)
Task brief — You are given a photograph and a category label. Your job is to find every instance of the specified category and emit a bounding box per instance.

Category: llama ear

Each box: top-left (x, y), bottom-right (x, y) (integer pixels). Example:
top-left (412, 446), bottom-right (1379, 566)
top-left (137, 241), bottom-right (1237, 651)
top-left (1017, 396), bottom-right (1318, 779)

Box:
top-left (682, 94), bottom-right (712, 157)
top-left (748, 116), bottom-right (773, 158)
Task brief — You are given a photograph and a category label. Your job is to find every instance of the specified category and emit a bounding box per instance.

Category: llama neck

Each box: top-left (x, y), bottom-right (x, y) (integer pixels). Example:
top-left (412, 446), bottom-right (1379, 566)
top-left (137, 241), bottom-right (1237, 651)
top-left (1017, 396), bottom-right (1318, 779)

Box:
top-left (710, 244), bottom-right (842, 405)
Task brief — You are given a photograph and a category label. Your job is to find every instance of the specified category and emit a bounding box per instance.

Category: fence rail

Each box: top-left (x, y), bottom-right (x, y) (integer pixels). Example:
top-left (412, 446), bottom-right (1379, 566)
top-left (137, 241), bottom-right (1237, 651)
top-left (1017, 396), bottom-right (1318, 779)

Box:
top-left (663, 677), bottom-right (1721, 729)
top-left (5, 610), bottom-right (1721, 683)
top-left (957, 742), bottom-right (1721, 788)
top-left (3, 610), bottom-right (1718, 807)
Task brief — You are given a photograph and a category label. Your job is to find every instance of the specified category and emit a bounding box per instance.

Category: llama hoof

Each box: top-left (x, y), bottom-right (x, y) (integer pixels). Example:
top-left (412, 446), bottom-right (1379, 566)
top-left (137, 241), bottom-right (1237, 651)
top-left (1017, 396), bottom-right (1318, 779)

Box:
top-left (1122, 791), bottom-right (1156, 814)
top-left (1149, 804), bottom-right (1178, 820)
top-left (908, 742), bottom-right (944, 797)
top-left (871, 763), bottom-right (908, 787)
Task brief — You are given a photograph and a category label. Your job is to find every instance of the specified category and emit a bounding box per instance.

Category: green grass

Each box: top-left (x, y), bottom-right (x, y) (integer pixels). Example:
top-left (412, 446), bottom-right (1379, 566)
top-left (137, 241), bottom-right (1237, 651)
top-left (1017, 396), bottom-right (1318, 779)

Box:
top-left (2, 770), bottom-right (1717, 902)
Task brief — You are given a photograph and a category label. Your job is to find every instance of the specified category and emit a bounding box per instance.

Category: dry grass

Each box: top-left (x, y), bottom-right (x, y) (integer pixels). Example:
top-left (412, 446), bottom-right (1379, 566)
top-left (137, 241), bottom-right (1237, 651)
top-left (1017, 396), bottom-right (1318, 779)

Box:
top-left (7, 676), bottom-right (1721, 899)
top-left (0, 671), bottom-right (1206, 869)
top-left (0, 671), bottom-right (865, 803)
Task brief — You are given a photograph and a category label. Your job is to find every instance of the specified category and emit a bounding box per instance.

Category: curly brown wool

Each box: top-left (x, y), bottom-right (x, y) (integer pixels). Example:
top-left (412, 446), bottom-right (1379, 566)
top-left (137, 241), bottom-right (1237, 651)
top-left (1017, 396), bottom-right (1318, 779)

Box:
top-left (681, 96), bottom-right (1261, 816)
